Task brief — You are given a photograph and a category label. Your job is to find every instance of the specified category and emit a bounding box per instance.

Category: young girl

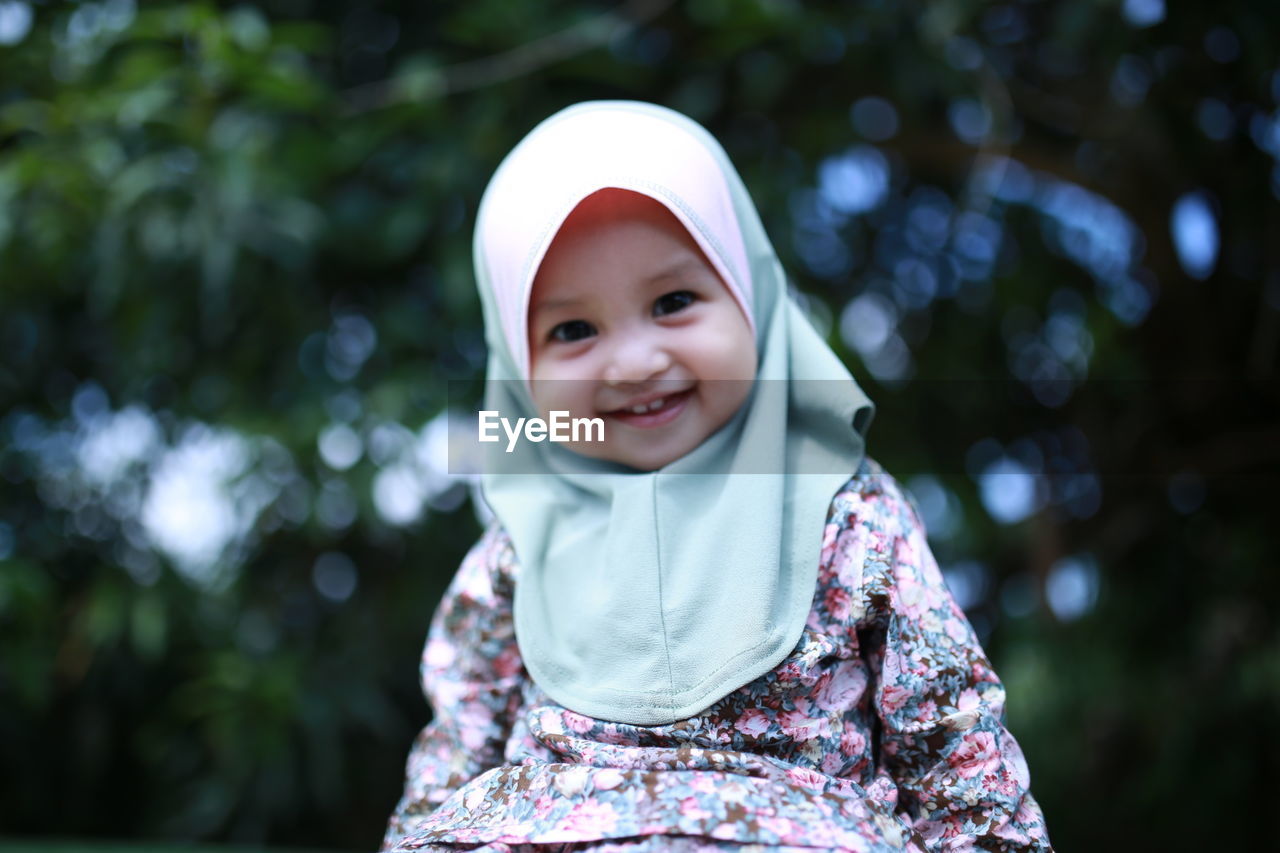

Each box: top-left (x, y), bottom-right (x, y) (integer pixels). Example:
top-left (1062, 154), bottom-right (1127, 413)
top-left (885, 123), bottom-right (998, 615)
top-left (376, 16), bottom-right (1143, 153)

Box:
top-left (381, 101), bottom-right (1053, 852)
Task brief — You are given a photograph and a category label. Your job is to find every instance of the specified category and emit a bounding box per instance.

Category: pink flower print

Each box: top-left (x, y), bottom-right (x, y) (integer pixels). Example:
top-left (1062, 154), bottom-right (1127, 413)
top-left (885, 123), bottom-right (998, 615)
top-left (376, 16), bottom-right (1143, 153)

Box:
top-left (779, 704), bottom-right (824, 742)
top-left (552, 765), bottom-right (591, 797)
top-left (493, 646), bottom-right (522, 678)
top-left (756, 814), bottom-right (796, 842)
top-left (678, 795), bottom-right (713, 821)
top-left (1015, 799), bottom-right (1042, 826)
top-left (950, 730), bottom-right (1001, 779)
top-left (539, 709), bottom-right (566, 736)
top-left (881, 645), bottom-right (903, 681)
top-left (915, 817), bottom-right (947, 844)
top-left (463, 786), bottom-right (486, 811)
top-left (689, 773), bottom-right (719, 795)
top-left (820, 522), bottom-right (837, 568)
top-left (424, 637), bottom-right (456, 669)
top-left (595, 723), bottom-right (633, 745)
top-left (990, 769), bottom-right (1020, 797)
top-left (971, 659), bottom-right (997, 685)
top-left (778, 655), bottom-right (811, 684)
top-left (823, 585), bottom-right (852, 621)
top-left (734, 708), bottom-right (772, 738)
top-left (916, 698), bottom-right (937, 723)
top-left (786, 765), bottom-right (828, 793)
top-left (593, 768), bottom-right (624, 791)
top-left (839, 727), bottom-right (868, 757)
top-left (829, 528), bottom-right (865, 587)
top-left (459, 714), bottom-right (490, 751)
top-left (815, 660), bottom-right (867, 712)
top-left (561, 799), bottom-right (618, 836)
top-left (895, 571), bottom-right (927, 619)
top-left (868, 529), bottom-right (890, 557)
top-left (716, 779), bottom-right (750, 809)
top-left (1002, 727), bottom-right (1031, 786)
top-left (436, 675), bottom-right (469, 705)
top-left (944, 617), bottom-right (969, 645)
top-left (956, 687), bottom-right (981, 714)
top-left (532, 793), bottom-right (556, 820)
top-left (864, 774), bottom-right (898, 807)
top-left (940, 814), bottom-right (968, 840)
top-left (881, 683), bottom-right (913, 715)
top-left (806, 609), bottom-right (823, 632)
top-left (992, 812), bottom-right (1033, 845)
top-left (896, 533), bottom-right (921, 572)
top-left (920, 553), bottom-right (948, 592)
top-left (920, 610), bottom-right (944, 636)
top-left (564, 711), bottom-right (594, 734)
top-left (821, 750), bottom-right (847, 775)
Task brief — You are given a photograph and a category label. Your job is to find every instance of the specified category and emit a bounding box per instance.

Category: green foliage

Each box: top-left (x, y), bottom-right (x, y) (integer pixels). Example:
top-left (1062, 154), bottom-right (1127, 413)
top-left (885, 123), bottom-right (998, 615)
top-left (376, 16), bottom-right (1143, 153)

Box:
top-left (2, 0), bottom-right (1278, 849)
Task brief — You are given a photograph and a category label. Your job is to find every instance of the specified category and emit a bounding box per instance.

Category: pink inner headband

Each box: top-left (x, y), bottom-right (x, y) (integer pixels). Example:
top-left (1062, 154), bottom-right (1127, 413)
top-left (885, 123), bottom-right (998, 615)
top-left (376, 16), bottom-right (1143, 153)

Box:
top-left (477, 105), bottom-right (755, 378)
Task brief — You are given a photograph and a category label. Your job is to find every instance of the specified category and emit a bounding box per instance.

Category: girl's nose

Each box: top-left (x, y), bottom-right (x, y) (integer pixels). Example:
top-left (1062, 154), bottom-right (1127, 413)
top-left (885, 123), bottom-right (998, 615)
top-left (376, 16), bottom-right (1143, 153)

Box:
top-left (602, 336), bottom-right (672, 385)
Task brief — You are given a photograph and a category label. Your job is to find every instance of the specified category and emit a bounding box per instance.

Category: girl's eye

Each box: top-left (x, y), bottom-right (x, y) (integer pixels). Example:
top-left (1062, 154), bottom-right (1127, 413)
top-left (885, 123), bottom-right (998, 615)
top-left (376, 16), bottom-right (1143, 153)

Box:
top-left (549, 319), bottom-right (596, 343)
top-left (654, 290), bottom-right (696, 317)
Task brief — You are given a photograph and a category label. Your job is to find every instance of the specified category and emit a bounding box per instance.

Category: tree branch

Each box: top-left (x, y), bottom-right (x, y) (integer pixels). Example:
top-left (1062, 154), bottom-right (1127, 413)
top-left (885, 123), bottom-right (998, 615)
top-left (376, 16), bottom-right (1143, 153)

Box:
top-left (340, 0), bottom-right (676, 115)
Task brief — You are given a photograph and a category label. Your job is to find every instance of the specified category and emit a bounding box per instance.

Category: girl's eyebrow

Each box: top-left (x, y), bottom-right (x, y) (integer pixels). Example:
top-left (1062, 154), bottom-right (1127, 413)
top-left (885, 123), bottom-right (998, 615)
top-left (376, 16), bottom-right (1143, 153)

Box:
top-left (531, 296), bottom-right (583, 317)
top-left (646, 258), bottom-right (704, 283)
top-left (531, 257), bottom-right (708, 316)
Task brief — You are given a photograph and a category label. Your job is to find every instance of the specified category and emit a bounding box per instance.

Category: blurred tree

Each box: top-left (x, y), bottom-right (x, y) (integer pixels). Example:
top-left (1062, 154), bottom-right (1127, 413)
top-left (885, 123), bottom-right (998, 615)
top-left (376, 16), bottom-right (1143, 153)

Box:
top-left (1, 0), bottom-right (1277, 849)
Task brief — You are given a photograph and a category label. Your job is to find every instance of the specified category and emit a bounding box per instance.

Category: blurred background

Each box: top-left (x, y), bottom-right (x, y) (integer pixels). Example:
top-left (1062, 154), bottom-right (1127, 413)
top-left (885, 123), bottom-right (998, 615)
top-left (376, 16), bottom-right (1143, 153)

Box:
top-left (1, 0), bottom-right (1277, 850)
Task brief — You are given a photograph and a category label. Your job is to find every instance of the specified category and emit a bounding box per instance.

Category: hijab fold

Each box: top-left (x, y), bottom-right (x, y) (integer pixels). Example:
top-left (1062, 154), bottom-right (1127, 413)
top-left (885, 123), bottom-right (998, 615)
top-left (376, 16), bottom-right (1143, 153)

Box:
top-left (473, 101), bottom-right (873, 725)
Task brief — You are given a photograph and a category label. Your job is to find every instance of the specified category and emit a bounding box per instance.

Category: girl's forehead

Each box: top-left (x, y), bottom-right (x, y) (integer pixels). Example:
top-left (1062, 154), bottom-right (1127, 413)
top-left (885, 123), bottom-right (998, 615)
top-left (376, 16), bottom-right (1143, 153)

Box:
top-left (530, 191), bottom-right (724, 304)
top-left (544, 189), bottom-right (701, 254)
top-left (561, 187), bottom-right (684, 231)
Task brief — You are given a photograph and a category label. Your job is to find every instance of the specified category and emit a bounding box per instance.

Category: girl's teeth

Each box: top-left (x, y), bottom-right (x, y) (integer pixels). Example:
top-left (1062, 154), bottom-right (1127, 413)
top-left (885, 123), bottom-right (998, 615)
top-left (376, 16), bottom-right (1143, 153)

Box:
top-left (628, 397), bottom-right (665, 414)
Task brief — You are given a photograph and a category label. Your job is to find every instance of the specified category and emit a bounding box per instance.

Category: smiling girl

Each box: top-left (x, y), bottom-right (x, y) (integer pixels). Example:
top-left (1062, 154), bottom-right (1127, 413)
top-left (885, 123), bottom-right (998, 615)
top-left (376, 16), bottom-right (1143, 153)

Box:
top-left (526, 187), bottom-right (756, 471)
top-left (381, 101), bottom-right (1053, 852)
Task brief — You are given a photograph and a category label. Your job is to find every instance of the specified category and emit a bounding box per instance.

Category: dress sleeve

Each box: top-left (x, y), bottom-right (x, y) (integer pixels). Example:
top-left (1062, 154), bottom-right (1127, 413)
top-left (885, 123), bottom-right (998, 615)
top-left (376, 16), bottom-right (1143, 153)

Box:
top-left (855, 476), bottom-right (1054, 851)
top-left (380, 522), bottom-right (526, 851)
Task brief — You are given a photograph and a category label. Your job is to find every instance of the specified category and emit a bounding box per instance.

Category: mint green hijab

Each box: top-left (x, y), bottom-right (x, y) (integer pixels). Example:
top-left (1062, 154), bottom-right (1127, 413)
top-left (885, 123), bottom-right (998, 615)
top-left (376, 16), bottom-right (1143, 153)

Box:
top-left (472, 101), bottom-right (873, 725)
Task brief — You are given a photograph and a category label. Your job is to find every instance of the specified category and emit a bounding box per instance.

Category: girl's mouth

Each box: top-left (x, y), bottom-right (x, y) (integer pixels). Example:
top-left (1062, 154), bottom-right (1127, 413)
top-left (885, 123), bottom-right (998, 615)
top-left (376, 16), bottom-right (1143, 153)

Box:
top-left (606, 388), bottom-right (694, 428)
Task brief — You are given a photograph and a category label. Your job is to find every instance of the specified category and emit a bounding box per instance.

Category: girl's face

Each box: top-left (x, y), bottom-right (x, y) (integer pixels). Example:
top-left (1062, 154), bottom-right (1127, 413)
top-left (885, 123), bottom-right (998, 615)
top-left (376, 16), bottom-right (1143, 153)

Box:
top-left (527, 189), bottom-right (757, 471)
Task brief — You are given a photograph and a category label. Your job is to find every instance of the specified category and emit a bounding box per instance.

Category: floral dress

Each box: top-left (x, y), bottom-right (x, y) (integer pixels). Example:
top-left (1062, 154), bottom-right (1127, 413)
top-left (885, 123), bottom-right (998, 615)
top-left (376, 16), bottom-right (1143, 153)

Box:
top-left (381, 458), bottom-right (1053, 852)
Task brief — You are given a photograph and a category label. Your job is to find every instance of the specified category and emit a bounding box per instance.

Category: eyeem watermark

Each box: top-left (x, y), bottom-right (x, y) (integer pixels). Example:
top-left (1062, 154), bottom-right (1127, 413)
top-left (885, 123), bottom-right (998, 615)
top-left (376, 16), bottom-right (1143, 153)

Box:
top-left (453, 378), bottom-right (1243, 479)
top-left (478, 410), bottom-right (605, 453)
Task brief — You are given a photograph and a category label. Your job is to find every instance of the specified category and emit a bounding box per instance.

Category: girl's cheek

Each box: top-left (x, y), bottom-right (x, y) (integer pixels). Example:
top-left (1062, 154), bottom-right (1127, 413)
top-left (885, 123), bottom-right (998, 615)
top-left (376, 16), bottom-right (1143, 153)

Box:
top-left (543, 385), bottom-right (597, 421)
